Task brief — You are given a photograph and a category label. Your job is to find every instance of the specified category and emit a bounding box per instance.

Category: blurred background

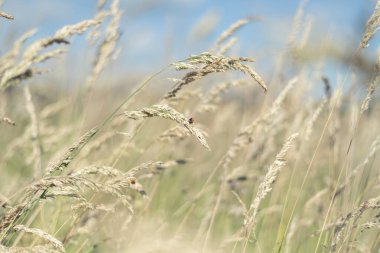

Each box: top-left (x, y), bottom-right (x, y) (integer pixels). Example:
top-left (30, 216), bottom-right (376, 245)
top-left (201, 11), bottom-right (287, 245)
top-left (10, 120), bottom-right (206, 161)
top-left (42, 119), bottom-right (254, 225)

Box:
top-left (1, 0), bottom-right (379, 83)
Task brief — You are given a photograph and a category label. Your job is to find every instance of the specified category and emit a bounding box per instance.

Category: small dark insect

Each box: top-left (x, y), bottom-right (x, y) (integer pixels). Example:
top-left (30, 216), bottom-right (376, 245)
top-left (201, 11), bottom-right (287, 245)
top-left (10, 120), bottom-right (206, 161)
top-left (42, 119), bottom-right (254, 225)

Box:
top-left (176, 159), bottom-right (188, 164)
top-left (130, 179), bottom-right (136, 185)
top-left (188, 117), bottom-right (194, 124)
top-left (321, 76), bottom-right (331, 99)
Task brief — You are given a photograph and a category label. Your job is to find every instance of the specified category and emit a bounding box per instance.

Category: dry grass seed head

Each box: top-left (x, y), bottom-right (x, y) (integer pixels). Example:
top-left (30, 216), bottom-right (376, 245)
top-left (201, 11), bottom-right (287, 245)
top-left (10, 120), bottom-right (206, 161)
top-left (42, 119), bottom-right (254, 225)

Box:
top-left (360, 0), bottom-right (380, 48)
top-left (13, 225), bottom-right (65, 253)
top-left (197, 79), bottom-right (248, 113)
top-left (0, 19), bottom-right (99, 90)
top-left (304, 97), bottom-right (327, 141)
top-left (123, 104), bottom-right (210, 150)
top-left (331, 196), bottom-right (380, 251)
top-left (86, 0), bottom-right (122, 89)
top-left (0, 244), bottom-right (61, 253)
top-left (97, 0), bottom-right (107, 10)
top-left (0, 10), bottom-right (13, 20)
top-left (288, 0), bottom-right (308, 46)
top-left (23, 86), bottom-right (42, 177)
top-left (221, 77), bottom-right (297, 172)
top-left (244, 133), bottom-right (298, 234)
top-left (360, 55), bottom-right (380, 114)
top-left (0, 117), bottom-right (15, 126)
top-left (218, 37), bottom-right (238, 55)
top-left (213, 17), bottom-right (258, 51)
top-left (0, 29), bottom-right (37, 74)
top-left (166, 52), bottom-right (267, 98)
top-left (45, 127), bottom-right (99, 175)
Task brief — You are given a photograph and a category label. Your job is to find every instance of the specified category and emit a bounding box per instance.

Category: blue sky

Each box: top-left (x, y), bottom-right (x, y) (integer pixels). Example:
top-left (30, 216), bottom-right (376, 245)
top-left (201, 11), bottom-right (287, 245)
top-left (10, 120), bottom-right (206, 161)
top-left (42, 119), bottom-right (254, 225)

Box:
top-left (0, 0), bottom-right (378, 79)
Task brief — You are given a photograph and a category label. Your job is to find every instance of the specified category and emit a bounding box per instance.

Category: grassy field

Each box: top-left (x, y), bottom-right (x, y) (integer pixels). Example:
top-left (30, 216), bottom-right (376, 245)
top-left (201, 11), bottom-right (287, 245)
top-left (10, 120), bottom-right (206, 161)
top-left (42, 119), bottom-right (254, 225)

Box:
top-left (1, 1), bottom-right (380, 252)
